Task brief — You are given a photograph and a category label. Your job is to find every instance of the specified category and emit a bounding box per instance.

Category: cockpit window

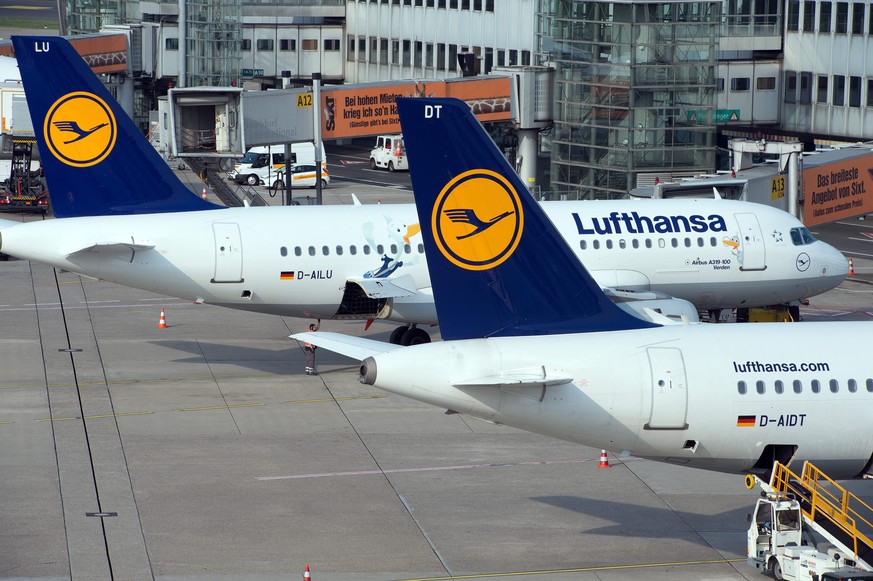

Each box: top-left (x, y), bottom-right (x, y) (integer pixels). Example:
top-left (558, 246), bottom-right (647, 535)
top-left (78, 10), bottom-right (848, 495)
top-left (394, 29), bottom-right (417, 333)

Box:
top-left (790, 227), bottom-right (817, 246)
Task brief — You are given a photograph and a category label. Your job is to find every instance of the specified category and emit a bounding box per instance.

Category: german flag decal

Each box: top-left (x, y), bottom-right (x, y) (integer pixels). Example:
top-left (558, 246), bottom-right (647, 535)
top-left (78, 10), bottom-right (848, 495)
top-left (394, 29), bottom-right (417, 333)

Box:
top-left (736, 415), bottom-right (756, 427)
top-left (280, 271), bottom-right (295, 280)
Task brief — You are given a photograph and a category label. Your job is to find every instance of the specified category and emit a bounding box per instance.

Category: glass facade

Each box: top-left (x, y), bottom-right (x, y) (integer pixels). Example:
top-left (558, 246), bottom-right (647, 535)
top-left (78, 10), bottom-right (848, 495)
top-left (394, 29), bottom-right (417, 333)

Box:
top-left (538, 0), bottom-right (720, 199)
top-left (185, 0), bottom-right (242, 88)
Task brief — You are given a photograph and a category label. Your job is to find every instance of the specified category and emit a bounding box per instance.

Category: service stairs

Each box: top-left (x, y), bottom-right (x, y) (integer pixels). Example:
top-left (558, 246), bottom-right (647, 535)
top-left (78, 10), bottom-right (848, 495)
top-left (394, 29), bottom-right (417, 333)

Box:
top-left (760, 462), bottom-right (873, 571)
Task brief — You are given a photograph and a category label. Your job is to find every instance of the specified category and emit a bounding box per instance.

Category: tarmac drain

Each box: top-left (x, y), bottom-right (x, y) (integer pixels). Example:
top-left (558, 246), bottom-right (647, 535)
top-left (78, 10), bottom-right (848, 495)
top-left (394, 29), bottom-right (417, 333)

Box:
top-left (58, 348), bottom-right (83, 353)
top-left (85, 512), bottom-right (117, 518)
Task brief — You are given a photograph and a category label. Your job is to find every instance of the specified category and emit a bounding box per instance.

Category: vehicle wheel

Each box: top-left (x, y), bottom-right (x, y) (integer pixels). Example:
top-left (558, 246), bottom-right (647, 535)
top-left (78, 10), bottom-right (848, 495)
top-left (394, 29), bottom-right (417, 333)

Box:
top-left (401, 328), bottom-right (430, 346)
top-left (271, 179), bottom-right (284, 191)
top-left (320, 178), bottom-right (328, 189)
top-left (246, 174), bottom-right (259, 186)
top-left (770, 559), bottom-right (784, 581)
top-left (389, 327), bottom-right (408, 345)
top-left (387, 161), bottom-right (395, 172)
top-left (369, 158), bottom-right (377, 169)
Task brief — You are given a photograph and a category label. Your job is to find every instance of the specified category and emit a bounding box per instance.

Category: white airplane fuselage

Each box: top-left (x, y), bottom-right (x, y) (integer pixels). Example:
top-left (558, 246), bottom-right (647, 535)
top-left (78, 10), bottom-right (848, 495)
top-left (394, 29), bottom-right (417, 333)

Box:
top-left (0, 198), bottom-right (847, 324)
top-left (358, 322), bottom-right (873, 478)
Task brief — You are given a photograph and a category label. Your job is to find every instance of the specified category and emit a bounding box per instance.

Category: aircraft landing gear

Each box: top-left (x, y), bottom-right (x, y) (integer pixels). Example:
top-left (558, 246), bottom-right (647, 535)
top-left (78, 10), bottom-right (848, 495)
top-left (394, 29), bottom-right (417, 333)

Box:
top-left (389, 325), bottom-right (431, 345)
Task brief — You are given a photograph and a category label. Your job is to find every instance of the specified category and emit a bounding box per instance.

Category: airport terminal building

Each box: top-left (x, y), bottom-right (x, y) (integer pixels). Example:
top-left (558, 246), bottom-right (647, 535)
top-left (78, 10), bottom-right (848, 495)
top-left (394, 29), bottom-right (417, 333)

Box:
top-left (34, 0), bottom-right (873, 198)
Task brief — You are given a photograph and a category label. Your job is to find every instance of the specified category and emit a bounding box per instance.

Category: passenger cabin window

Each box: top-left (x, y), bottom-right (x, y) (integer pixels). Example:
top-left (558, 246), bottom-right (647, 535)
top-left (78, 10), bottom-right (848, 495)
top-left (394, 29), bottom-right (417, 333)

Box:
top-left (793, 380), bottom-right (803, 393)
top-left (774, 380), bottom-right (784, 394)
top-left (811, 379), bottom-right (821, 393)
top-left (280, 246), bottom-right (288, 257)
top-left (308, 246), bottom-right (316, 256)
top-left (830, 379), bottom-right (839, 393)
top-left (295, 246), bottom-right (302, 256)
top-left (848, 378), bottom-right (857, 392)
top-left (580, 240), bottom-right (587, 250)
top-left (738, 381), bottom-right (747, 394)
top-left (756, 380), bottom-right (765, 394)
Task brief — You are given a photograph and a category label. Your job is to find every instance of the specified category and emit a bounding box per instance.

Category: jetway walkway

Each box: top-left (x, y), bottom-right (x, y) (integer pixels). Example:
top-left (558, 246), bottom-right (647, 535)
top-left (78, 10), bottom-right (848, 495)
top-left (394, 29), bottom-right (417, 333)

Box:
top-left (761, 462), bottom-right (873, 570)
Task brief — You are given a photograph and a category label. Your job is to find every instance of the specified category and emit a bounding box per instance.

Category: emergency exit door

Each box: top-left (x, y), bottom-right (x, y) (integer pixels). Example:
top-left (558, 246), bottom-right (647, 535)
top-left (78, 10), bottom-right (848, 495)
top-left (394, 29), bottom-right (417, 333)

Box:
top-left (646, 347), bottom-right (688, 430)
top-left (212, 223), bottom-right (243, 283)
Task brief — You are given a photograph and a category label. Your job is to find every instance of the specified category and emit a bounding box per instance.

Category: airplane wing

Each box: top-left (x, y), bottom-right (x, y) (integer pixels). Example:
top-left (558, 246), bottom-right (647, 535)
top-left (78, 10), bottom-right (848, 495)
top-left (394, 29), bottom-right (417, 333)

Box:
top-left (289, 331), bottom-right (402, 361)
top-left (347, 273), bottom-right (421, 299)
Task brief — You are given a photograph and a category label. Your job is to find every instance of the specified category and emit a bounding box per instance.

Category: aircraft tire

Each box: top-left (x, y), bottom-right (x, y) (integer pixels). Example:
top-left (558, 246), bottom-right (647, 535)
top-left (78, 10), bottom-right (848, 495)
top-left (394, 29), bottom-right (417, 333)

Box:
top-left (401, 328), bottom-right (430, 346)
top-left (389, 327), bottom-right (408, 345)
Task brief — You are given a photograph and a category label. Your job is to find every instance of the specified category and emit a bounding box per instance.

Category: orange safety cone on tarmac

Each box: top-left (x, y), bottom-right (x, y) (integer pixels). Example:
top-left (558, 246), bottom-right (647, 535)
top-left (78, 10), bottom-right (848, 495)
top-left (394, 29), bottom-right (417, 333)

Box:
top-left (849, 257), bottom-right (856, 276)
top-left (303, 563), bottom-right (311, 579)
top-left (598, 450), bottom-right (610, 469)
top-left (201, 186), bottom-right (208, 200)
top-left (157, 308), bottom-right (168, 329)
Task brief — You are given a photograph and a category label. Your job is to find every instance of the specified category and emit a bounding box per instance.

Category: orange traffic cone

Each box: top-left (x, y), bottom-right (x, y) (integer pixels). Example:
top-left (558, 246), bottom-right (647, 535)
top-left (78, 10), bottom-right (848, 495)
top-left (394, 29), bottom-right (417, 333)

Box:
top-left (157, 308), bottom-right (168, 329)
top-left (849, 257), bottom-right (856, 276)
top-left (201, 186), bottom-right (208, 200)
top-left (598, 450), bottom-right (610, 469)
top-left (303, 564), bottom-right (311, 579)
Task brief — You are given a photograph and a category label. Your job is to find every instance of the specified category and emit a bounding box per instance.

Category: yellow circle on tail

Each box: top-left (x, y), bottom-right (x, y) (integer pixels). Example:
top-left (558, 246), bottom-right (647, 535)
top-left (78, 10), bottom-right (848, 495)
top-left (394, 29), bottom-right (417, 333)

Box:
top-left (44, 92), bottom-right (117, 168)
top-left (432, 169), bottom-right (524, 271)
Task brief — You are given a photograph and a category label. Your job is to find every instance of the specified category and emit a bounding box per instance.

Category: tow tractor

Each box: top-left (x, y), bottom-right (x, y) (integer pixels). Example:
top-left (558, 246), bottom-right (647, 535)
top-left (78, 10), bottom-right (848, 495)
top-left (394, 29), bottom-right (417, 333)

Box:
top-left (0, 139), bottom-right (49, 213)
top-left (746, 462), bottom-right (873, 580)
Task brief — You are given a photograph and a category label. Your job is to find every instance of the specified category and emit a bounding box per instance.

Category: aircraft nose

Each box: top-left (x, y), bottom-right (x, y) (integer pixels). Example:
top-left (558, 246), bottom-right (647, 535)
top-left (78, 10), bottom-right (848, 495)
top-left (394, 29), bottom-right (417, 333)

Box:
top-left (818, 242), bottom-right (850, 279)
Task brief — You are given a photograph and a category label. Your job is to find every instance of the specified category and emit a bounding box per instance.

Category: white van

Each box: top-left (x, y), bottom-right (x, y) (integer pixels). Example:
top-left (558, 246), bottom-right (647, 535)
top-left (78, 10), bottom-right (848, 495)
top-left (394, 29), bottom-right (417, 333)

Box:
top-left (369, 135), bottom-right (408, 172)
top-left (229, 142), bottom-right (326, 186)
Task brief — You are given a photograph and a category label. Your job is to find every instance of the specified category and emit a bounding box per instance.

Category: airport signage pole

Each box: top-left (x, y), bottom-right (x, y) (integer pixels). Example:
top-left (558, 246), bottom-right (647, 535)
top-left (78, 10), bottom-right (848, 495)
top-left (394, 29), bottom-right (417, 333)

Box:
top-left (313, 72), bottom-right (323, 206)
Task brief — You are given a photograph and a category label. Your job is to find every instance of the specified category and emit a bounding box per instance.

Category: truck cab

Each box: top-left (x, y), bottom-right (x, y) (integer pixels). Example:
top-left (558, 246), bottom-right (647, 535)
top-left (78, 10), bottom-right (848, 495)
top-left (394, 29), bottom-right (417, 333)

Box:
top-left (748, 494), bottom-right (869, 580)
top-left (369, 135), bottom-right (408, 172)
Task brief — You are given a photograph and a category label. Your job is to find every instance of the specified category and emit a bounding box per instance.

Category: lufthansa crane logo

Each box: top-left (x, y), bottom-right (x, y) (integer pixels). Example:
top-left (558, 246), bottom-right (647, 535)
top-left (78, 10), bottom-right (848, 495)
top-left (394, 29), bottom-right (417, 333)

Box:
top-left (432, 169), bottom-right (524, 271)
top-left (44, 92), bottom-right (116, 168)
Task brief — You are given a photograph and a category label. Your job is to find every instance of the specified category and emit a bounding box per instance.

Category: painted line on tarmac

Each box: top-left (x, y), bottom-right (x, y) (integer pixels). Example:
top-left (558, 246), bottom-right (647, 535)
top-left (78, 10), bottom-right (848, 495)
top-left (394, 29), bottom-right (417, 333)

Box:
top-left (284, 395), bottom-right (386, 405)
top-left (36, 411), bottom-right (154, 422)
top-left (256, 457), bottom-right (592, 481)
top-left (393, 558), bottom-right (745, 580)
top-left (176, 403), bottom-right (267, 412)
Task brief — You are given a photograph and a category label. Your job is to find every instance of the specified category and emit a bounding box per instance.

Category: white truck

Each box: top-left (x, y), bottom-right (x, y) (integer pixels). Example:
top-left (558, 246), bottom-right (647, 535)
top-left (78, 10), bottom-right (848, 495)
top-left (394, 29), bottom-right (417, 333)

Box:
top-left (228, 142), bottom-right (326, 187)
top-left (369, 134), bottom-right (408, 172)
top-left (746, 466), bottom-right (873, 581)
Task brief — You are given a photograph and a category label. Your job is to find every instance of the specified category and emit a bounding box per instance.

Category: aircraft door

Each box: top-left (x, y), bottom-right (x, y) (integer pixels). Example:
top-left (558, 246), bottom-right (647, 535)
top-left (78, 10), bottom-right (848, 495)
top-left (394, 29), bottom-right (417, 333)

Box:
top-left (212, 223), bottom-right (244, 283)
top-left (734, 213), bottom-right (767, 271)
top-left (646, 347), bottom-right (688, 429)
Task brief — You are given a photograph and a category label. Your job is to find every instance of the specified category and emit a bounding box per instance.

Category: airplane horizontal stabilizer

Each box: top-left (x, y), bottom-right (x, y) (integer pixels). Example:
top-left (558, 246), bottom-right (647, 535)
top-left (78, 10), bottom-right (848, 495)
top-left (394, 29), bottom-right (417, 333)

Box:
top-left (66, 241), bottom-right (157, 263)
top-left (453, 371), bottom-right (573, 389)
top-left (289, 331), bottom-right (401, 361)
top-left (348, 273), bottom-right (420, 299)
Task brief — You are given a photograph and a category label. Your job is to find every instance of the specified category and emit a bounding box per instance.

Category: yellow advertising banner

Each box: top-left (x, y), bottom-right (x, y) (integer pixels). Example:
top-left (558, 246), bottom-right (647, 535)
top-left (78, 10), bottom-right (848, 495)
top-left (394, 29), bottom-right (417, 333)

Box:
top-left (803, 155), bottom-right (873, 226)
top-left (321, 77), bottom-right (511, 139)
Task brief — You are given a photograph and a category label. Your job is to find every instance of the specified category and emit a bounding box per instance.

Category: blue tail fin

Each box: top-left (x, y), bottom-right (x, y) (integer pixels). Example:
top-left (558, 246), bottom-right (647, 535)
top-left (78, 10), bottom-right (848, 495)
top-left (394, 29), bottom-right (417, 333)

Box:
top-left (11, 36), bottom-right (220, 217)
top-left (396, 98), bottom-right (656, 340)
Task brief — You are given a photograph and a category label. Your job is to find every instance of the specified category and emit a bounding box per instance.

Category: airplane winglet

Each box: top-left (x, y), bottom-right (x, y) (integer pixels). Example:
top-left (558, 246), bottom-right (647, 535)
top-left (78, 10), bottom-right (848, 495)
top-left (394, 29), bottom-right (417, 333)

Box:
top-left (11, 36), bottom-right (222, 218)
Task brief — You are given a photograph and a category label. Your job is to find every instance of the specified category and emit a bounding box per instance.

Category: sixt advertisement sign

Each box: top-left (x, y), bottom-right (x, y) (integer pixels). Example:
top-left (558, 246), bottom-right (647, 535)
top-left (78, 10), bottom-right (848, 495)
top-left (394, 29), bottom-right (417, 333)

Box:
top-left (320, 77), bottom-right (511, 138)
top-left (803, 154), bottom-right (873, 226)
